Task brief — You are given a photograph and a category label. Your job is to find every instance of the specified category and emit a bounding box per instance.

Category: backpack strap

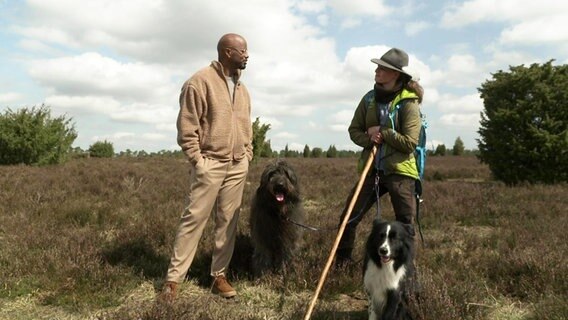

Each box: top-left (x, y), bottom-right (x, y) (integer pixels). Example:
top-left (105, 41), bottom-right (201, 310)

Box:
top-left (388, 99), bottom-right (410, 132)
top-left (363, 90), bottom-right (375, 109)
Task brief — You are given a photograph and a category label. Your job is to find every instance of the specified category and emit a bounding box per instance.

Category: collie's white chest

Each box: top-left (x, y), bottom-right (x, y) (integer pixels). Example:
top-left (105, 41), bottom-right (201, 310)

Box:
top-left (364, 260), bottom-right (407, 312)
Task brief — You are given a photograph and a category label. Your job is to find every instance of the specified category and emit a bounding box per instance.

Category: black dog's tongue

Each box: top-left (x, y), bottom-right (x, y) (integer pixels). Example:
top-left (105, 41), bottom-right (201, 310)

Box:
top-left (276, 193), bottom-right (285, 202)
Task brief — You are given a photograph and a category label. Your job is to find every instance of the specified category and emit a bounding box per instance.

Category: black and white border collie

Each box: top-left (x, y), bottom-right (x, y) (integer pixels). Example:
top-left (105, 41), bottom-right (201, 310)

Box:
top-left (363, 219), bottom-right (415, 320)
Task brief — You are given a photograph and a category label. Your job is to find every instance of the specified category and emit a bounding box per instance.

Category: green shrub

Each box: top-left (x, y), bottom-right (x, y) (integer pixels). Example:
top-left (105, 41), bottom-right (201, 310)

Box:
top-left (311, 147), bottom-right (323, 158)
top-left (0, 104), bottom-right (77, 165)
top-left (89, 140), bottom-right (115, 158)
top-left (434, 144), bottom-right (447, 156)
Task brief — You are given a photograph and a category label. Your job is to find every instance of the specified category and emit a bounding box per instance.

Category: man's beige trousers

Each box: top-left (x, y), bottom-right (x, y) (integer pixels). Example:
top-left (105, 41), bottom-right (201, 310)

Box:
top-left (166, 157), bottom-right (249, 283)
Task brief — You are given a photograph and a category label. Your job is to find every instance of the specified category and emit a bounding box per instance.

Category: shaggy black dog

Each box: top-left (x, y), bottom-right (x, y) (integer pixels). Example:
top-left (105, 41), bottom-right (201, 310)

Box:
top-left (249, 160), bottom-right (304, 276)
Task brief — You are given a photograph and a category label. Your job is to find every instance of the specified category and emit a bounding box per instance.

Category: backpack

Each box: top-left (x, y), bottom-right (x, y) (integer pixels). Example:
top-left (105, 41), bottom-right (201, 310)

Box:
top-left (390, 101), bottom-right (428, 183)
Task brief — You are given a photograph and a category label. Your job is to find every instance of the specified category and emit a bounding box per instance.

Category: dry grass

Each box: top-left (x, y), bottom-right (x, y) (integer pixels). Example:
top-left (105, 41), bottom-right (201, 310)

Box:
top-left (0, 156), bottom-right (566, 319)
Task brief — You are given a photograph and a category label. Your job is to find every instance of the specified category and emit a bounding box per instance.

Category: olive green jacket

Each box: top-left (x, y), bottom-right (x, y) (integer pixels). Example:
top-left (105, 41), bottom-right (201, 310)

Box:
top-left (348, 88), bottom-right (421, 179)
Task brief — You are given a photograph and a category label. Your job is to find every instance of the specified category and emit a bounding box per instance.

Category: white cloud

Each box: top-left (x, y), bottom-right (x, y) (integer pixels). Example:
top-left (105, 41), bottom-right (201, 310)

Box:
top-left (14, 25), bottom-right (79, 48)
top-left (274, 131), bottom-right (298, 139)
top-left (44, 95), bottom-right (177, 126)
top-left (155, 123), bottom-right (176, 132)
top-left (17, 39), bottom-right (63, 55)
top-left (500, 15), bottom-right (568, 45)
top-left (330, 124), bottom-right (347, 132)
top-left (441, 0), bottom-right (568, 49)
top-left (112, 132), bottom-right (136, 140)
top-left (140, 132), bottom-right (169, 141)
top-left (405, 21), bottom-right (430, 36)
top-left (341, 18), bottom-right (362, 29)
top-left (12, 1), bottom-right (276, 64)
top-left (0, 92), bottom-right (22, 104)
top-left (448, 54), bottom-right (477, 74)
top-left (299, 0), bottom-right (396, 32)
top-left (317, 14), bottom-right (329, 26)
top-left (483, 46), bottom-right (537, 70)
top-left (329, 109), bottom-right (353, 123)
top-left (295, 0), bottom-right (326, 13)
top-left (307, 121), bottom-right (322, 130)
top-left (28, 53), bottom-right (176, 102)
top-left (435, 93), bottom-right (483, 113)
top-left (441, 0), bottom-right (497, 28)
top-left (437, 54), bottom-right (487, 88)
top-left (441, 0), bottom-right (565, 27)
top-left (421, 87), bottom-right (440, 107)
top-left (328, 0), bottom-right (391, 17)
top-left (45, 95), bottom-right (121, 115)
top-left (328, 109), bottom-right (353, 132)
top-left (343, 45), bottom-right (383, 78)
top-left (110, 103), bottom-right (177, 125)
top-left (439, 113), bottom-right (480, 128)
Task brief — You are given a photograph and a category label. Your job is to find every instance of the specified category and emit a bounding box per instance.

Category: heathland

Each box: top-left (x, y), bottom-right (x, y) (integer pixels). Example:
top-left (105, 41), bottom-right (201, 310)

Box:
top-left (0, 156), bottom-right (566, 319)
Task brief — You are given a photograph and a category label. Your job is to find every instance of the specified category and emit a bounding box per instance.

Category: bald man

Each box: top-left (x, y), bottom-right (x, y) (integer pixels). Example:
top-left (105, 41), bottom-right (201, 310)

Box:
top-left (160, 33), bottom-right (253, 302)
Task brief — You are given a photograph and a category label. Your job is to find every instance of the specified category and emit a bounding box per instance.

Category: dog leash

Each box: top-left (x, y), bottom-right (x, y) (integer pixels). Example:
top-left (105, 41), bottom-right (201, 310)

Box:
top-left (284, 193), bottom-right (375, 232)
top-left (374, 145), bottom-right (383, 221)
top-left (416, 196), bottom-right (425, 247)
top-left (284, 217), bottom-right (320, 231)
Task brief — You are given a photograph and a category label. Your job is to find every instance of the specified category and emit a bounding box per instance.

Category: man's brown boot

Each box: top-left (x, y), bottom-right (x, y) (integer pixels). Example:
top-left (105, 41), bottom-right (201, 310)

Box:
top-left (158, 281), bottom-right (177, 304)
top-left (211, 275), bottom-right (236, 298)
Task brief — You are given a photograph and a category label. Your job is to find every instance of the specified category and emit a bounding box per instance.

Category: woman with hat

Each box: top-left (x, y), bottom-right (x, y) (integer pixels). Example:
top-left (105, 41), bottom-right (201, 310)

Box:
top-left (335, 47), bottom-right (423, 266)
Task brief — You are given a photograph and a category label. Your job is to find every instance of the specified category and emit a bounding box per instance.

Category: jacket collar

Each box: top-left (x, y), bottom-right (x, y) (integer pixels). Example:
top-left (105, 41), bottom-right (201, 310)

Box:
top-left (211, 60), bottom-right (241, 82)
top-left (391, 88), bottom-right (418, 108)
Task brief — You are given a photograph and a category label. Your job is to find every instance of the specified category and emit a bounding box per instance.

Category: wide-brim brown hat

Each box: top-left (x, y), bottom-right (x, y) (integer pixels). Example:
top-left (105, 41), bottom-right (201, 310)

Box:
top-left (371, 48), bottom-right (411, 77)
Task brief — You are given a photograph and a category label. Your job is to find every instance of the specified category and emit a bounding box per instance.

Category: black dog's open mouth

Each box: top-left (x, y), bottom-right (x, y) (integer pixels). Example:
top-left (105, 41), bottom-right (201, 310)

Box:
top-left (273, 186), bottom-right (287, 203)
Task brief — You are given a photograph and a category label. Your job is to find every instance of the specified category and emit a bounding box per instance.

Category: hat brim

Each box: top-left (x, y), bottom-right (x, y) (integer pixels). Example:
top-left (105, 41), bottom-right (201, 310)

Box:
top-left (371, 58), bottom-right (410, 77)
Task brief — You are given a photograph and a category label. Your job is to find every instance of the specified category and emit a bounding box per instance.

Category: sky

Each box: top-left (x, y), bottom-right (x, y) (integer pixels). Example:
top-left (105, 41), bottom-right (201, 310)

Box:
top-left (1, 0), bottom-right (567, 153)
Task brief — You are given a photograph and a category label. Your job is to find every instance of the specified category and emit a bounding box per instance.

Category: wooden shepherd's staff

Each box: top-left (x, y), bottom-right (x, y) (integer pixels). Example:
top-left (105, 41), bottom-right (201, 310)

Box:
top-left (304, 145), bottom-right (378, 320)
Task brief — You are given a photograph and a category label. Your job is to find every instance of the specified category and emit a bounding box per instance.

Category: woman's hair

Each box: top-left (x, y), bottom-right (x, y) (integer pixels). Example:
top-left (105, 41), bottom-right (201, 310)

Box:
top-left (399, 73), bottom-right (412, 86)
top-left (393, 73), bottom-right (419, 100)
top-left (405, 80), bottom-right (424, 103)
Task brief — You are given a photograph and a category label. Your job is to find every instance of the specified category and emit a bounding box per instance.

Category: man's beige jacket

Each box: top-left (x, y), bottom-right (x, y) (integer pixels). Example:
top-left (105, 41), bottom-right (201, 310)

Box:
top-left (177, 61), bottom-right (253, 165)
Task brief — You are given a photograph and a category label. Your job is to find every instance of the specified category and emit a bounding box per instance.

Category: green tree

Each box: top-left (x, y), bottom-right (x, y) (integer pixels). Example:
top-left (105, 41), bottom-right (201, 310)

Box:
top-left (260, 140), bottom-right (273, 158)
top-left (434, 144), bottom-right (446, 156)
top-left (311, 147), bottom-right (323, 158)
top-left (337, 150), bottom-right (357, 158)
top-left (326, 145), bottom-right (338, 158)
top-left (477, 61), bottom-right (568, 184)
top-left (452, 137), bottom-right (465, 156)
top-left (251, 117), bottom-right (271, 160)
top-left (303, 144), bottom-right (310, 158)
top-left (280, 144), bottom-right (297, 158)
top-left (0, 105), bottom-right (77, 165)
top-left (89, 140), bottom-right (114, 158)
